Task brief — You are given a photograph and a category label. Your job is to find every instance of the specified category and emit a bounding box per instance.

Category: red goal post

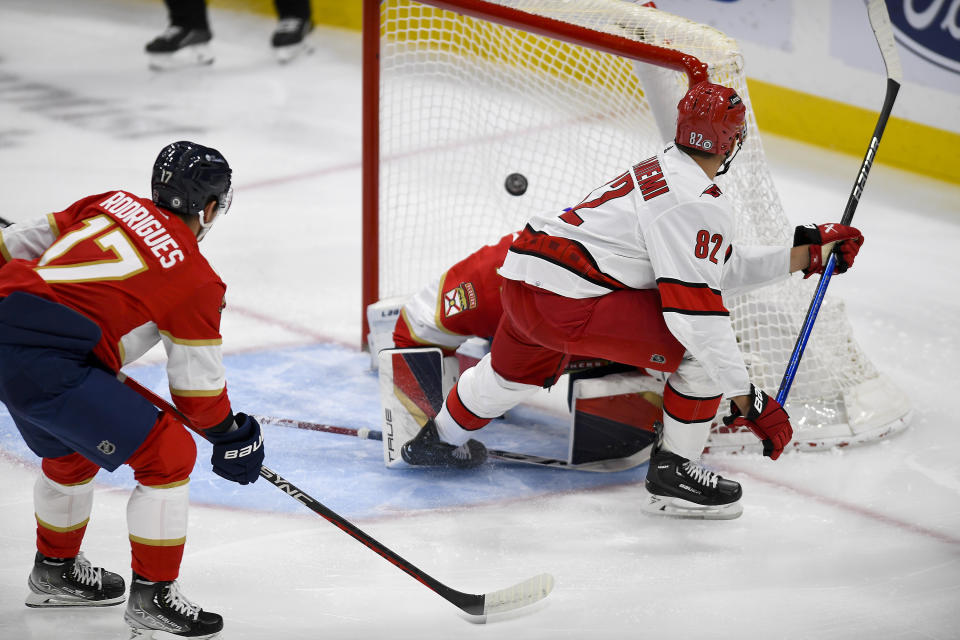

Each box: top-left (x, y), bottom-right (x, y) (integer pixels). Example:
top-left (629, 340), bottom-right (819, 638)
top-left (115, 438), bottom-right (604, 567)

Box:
top-left (362, 0), bottom-right (912, 452)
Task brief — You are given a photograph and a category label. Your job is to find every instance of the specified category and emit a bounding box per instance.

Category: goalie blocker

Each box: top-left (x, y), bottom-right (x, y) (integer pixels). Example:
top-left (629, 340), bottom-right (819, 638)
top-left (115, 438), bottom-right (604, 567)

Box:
top-left (378, 347), bottom-right (662, 469)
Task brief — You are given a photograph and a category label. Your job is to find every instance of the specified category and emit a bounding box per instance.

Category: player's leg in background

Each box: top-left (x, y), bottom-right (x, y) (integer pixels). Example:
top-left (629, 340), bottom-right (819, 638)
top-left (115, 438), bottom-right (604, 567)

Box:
top-left (271, 0), bottom-right (314, 61)
top-left (145, 0), bottom-right (214, 69)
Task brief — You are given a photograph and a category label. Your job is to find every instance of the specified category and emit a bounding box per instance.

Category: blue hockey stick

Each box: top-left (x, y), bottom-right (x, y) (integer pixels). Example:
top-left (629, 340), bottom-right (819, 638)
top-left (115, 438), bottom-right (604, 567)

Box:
top-left (776, 0), bottom-right (902, 405)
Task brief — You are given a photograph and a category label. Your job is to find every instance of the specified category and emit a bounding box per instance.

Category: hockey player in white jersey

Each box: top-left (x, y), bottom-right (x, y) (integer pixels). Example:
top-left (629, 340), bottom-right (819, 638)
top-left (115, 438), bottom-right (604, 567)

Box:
top-left (400, 81), bottom-right (865, 519)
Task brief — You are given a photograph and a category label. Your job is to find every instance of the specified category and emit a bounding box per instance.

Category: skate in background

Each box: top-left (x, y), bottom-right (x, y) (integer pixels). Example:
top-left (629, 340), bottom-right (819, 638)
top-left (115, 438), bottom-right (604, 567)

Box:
top-left (145, 0), bottom-right (313, 69)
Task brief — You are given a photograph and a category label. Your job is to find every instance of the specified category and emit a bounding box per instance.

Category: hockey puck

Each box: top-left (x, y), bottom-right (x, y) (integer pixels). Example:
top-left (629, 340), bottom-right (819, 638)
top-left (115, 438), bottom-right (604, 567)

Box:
top-left (504, 173), bottom-right (528, 196)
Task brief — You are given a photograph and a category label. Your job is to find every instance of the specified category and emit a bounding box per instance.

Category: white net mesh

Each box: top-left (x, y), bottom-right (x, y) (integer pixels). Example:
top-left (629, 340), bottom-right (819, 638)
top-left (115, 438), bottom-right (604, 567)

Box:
top-left (374, 0), bottom-right (911, 448)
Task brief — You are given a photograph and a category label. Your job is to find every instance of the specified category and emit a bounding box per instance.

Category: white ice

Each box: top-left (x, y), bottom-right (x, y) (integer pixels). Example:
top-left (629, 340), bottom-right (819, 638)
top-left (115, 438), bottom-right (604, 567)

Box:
top-left (1, 1), bottom-right (959, 639)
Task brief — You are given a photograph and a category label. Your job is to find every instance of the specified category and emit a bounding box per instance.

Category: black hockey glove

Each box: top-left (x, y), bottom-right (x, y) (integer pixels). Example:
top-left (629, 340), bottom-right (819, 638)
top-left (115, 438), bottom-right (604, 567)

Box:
top-left (206, 412), bottom-right (264, 485)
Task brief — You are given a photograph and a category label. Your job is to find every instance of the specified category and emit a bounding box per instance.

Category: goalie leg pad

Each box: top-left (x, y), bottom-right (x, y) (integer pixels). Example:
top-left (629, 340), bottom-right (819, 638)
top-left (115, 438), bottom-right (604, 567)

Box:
top-left (378, 348), bottom-right (445, 468)
top-left (568, 371), bottom-right (664, 466)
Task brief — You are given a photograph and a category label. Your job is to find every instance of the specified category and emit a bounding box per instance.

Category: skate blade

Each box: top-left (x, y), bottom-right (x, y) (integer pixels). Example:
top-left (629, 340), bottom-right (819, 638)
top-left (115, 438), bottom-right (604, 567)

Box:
top-left (25, 591), bottom-right (125, 607)
top-left (148, 45), bottom-right (214, 71)
top-left (273, 43), bottom-right (313, 64)
top-left (129, 626), bottom-right (221, 640)
top-left (641, 492), bottom-right (743, 520)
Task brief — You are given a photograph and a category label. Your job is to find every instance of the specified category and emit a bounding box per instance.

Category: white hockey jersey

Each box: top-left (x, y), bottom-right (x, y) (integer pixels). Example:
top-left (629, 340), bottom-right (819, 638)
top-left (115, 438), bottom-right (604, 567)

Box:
top-left (498, 143), bottom-right (790, 397)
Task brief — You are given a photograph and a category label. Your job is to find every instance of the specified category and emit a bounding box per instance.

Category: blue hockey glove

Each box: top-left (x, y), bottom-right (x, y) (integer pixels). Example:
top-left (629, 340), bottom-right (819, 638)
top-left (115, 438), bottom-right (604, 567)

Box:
top-left (206, 412), bottom-right (264, 484)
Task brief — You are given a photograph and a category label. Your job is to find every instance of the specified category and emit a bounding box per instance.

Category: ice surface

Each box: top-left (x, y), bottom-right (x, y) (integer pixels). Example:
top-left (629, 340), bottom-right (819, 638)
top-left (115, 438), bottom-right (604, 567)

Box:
top-left (1, 1), bottom-right (958, 639)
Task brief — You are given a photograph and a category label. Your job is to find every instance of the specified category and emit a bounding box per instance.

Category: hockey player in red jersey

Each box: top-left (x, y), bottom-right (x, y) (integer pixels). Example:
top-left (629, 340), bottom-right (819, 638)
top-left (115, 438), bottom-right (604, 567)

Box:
top-left (400, 81), bottom-right (865, 519)
top-left (0, 141), bottom-right (263, 636)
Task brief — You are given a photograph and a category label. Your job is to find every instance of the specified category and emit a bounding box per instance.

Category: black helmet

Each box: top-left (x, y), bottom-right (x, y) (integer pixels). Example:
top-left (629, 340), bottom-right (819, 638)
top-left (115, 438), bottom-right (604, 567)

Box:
top-left (151, 141), bottom-right (232, 239)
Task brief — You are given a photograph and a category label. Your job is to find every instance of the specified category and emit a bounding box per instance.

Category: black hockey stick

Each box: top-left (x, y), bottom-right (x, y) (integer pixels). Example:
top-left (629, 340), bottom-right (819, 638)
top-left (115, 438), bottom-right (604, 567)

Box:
top-left (117, 372), bottom-right (555, 617)
top-left (776, 0), bottom-right (902, 405)
top-left (254, 415), bottom-right (649, 472)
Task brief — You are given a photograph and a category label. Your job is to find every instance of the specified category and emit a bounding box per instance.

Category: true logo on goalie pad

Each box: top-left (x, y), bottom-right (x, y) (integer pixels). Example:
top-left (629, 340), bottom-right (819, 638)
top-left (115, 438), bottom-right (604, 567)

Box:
top-left (442, 282), bottom-right (477, 318)
top-left (378, 348), bottom-right (445, 468)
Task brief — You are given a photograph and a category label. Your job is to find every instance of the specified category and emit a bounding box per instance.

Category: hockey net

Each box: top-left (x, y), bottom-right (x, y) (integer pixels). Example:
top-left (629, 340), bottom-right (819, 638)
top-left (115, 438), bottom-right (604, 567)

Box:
top-left (363, 0), bottom-right (912, 452)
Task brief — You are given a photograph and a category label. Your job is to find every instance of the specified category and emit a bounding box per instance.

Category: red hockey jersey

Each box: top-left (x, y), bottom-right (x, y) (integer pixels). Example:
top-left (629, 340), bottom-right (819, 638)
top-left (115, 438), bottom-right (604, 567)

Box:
top-left (0, 190), bottom-right (231, 429)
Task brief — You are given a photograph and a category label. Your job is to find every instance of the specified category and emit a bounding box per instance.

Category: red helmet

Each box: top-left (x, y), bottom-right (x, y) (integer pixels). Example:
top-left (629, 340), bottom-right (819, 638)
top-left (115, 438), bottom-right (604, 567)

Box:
top-left (675, 81), bottom-right (747, 156)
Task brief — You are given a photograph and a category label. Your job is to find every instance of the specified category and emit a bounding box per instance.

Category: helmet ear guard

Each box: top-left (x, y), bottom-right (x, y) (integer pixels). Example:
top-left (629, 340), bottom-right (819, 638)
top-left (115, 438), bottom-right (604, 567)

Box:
top-left (674, 81), bottom-right (747, 172)
top-left (196, 185), bottom-right (233, 241)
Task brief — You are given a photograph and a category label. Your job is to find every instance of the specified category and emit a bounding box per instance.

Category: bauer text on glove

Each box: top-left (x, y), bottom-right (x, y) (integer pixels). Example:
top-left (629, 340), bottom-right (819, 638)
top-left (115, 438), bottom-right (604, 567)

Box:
top-left (204, 412), bottom-right (264, 485)
top-left (724, 385), bottom-right (793, 460)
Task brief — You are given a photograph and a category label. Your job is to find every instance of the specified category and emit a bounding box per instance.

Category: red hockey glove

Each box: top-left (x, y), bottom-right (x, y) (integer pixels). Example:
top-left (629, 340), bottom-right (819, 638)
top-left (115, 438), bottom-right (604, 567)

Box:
top-left (724, 385), bottom-right (793, 460)
top-left (793, 223), bottom-right (864, 279)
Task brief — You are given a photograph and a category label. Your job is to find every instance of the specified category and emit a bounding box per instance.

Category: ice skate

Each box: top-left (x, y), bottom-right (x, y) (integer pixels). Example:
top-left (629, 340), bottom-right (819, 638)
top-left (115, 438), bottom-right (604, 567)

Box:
top-left (125, 573), bottom-right (223, 639)
top-left (400, 418), bottom-right (487, 469)
top-left (642, 446), bottom-right (743, 520)
top-left (145, 26), bottom-right (214, 71)
top-left (25, 551), bottom-right (125, 608)
top-left (271, 17), bottom-right (313, 63)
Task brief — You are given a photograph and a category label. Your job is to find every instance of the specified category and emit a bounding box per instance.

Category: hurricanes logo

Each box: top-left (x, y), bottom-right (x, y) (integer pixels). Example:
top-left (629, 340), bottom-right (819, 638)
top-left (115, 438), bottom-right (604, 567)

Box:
top-left (442, 282), bottom-right (478, 318)
top-left (701, 185), bottom-right (723, 198)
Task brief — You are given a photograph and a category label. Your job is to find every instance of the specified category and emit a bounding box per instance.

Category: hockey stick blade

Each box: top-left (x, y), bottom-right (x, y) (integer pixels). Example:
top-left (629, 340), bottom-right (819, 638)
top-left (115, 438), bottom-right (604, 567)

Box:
top-left (258, 465), bottom-right (555, 616)
top-left (481, 572), bottom-right (555, 615)
top-left (117, 374), bottom-right (555, 617)
top-left (256, 415), bottom-right (647, 472)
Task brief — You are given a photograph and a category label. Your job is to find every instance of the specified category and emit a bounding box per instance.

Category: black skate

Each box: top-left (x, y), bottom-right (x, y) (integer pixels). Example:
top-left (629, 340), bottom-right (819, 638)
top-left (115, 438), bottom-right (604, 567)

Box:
top-left (643, 447), bottom-right (743, 520)
top-left (271, 17), bottom-right (313, 63)
top-left (400, 419), bottom-right (487, 469)
top-left (25, 551), bottom-right (125, 608)
top-left (125, 573), bottom-right (223, 639)
top-left (145, 26), bottom-right (214, 70)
